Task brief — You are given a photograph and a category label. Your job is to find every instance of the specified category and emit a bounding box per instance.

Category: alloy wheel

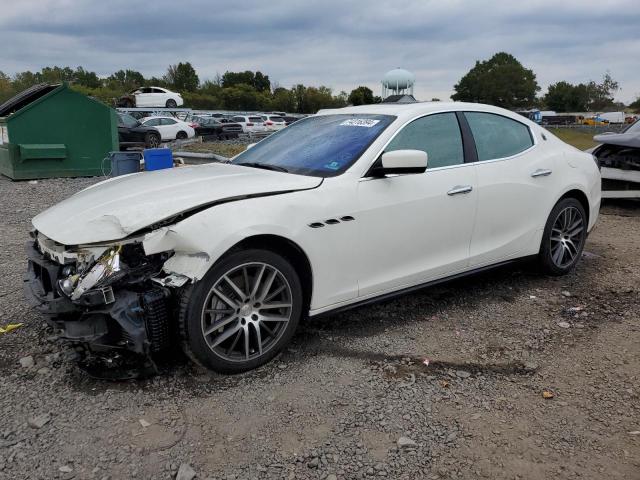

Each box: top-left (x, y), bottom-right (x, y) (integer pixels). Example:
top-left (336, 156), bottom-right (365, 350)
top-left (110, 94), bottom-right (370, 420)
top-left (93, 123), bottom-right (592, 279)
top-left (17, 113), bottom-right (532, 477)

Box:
top-left (200, 262), bottom-right (293, 362)
top-left (550, 206), bottom-right (584, 268)
top-left (148, 134), bottom-right (160, 148)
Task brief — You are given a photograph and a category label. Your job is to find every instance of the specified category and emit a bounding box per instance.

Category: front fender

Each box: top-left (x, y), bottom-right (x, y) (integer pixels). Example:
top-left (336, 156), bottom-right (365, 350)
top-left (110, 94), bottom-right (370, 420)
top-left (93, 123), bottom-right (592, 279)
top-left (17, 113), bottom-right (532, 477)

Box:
top-left (142, 200), bottom-right (302, 281)
top-left (141, 179), bottom-right (360, 310)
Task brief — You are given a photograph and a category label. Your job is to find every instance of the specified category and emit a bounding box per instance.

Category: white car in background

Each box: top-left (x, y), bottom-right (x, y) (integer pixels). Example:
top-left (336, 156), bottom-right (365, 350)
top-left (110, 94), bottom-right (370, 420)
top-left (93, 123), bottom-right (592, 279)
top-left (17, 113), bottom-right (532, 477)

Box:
top-left (25, 102), bottom-right (600, 374)
top-left (139, 116), bottom-right (196, 140)
top-left (119, 87), bottom-right (184, 108)
top-left (261, 114), bottom-right (286, 131)
top-left (231, 115), bottom-right (268, 133)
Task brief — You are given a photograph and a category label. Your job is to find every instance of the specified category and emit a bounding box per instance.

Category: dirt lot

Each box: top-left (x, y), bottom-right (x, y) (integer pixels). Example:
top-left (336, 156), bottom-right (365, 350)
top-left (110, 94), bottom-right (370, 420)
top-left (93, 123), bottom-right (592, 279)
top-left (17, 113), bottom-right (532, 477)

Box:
top-left (0, 174), bottom-right (639, 480)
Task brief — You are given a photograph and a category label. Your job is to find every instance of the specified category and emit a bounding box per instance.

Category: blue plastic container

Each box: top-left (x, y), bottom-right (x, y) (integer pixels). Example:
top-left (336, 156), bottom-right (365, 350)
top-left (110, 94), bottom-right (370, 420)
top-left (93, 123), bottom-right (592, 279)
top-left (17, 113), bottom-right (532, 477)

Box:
top-left (144, 148), bottom-right (173, 171)
top-left (109, 151), bottom-right (142, 177)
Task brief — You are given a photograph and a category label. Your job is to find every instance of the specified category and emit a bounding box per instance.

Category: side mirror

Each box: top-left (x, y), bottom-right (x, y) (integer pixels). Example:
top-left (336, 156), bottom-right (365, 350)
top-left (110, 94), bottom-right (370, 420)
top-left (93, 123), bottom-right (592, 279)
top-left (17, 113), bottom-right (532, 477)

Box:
top-left (373, 149), bottom-right (428, 176)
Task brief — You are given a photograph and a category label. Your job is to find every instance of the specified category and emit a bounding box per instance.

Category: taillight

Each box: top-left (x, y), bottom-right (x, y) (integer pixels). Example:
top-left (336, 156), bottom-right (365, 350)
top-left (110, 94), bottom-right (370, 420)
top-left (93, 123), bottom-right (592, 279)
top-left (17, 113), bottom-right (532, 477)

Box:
top-left (189, 123), bottom-right (198, 128)
top-left (265, 121), bottom-right (273, 126)
top-left (246, 122), bottom-right (253, 126)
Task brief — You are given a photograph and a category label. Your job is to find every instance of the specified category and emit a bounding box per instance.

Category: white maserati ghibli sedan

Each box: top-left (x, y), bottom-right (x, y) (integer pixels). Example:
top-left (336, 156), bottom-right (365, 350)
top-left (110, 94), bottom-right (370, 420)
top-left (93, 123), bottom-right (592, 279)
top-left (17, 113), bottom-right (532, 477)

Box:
top-left (25, 102), bottom-right (600, 374)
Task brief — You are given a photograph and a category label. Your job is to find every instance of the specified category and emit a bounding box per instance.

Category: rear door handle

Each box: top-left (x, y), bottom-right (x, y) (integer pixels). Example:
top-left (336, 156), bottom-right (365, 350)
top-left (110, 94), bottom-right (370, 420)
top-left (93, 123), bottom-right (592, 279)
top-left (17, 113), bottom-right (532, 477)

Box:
top-left (531, 168), bottom-right (552, 178)
top-left (447, 185), bottom-right (473, 196)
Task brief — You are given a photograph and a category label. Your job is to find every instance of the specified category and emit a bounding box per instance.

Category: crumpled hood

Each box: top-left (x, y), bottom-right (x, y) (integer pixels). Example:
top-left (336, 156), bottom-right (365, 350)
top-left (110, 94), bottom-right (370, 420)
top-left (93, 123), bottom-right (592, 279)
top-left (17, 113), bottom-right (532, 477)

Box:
top-left (33, 163), bottom-right (321, 245)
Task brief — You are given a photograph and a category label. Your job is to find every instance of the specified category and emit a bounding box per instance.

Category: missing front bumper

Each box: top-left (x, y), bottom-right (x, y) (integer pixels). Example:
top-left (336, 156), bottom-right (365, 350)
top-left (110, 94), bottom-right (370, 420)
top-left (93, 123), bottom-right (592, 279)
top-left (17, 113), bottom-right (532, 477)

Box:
top-left (24, 241), bottom-right (173, 355)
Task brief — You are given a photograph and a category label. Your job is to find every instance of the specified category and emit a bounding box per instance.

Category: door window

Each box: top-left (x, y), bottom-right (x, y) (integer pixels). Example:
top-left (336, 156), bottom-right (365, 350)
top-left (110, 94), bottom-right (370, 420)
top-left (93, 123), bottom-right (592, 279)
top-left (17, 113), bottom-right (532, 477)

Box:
top-left (144, 118), bottom-right (161, 126)
top-left (385, 113), bottom-right (464, 169)
top-left (119, 114), bottom-right (139, 128)
top-left (160, 118), bottom-right (177, 125)
top-left (464, 112), bottom-right (533, 161)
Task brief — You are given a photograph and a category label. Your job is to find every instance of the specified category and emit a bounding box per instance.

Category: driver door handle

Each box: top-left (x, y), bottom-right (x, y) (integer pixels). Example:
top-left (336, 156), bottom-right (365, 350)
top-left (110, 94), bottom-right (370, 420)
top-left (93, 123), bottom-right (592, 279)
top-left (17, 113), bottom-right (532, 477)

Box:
top-left (447, 185), bottom-right (473, 196)
top-left (531, 168), bottom-right (552, 178)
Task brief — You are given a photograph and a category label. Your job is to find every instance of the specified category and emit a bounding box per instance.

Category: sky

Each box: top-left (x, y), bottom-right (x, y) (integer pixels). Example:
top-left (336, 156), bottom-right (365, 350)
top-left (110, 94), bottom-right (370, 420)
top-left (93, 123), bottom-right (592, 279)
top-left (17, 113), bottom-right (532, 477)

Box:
top-left (1, 0), bottom-right (639, 103)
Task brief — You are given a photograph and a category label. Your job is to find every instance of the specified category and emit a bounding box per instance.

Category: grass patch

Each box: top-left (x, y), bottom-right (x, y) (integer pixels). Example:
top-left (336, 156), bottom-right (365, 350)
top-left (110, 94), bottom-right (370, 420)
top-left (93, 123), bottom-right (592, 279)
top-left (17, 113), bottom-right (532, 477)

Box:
top-left (180, 142), bottom-right (247, 158)
top-left (547, 128), bottom-right (598, 150)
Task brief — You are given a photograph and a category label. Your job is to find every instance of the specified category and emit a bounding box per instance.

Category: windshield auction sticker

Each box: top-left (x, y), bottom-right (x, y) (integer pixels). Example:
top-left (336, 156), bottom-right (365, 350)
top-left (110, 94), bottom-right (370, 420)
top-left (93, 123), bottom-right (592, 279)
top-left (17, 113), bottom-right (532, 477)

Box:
top-left (340, 119), bottom-right (380, 127)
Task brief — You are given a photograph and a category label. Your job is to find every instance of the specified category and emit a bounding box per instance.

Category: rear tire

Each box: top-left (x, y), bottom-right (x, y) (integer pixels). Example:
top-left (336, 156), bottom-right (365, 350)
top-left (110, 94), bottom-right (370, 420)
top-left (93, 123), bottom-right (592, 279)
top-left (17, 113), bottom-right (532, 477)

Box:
top-left (179, 249), bottom-right (303, 373)
top-left (176, 131), bottom-right (188, 140)
top-left (538, 197), bottom-right (587, 275)
top-left (166, 99), bottom-right (177, 108)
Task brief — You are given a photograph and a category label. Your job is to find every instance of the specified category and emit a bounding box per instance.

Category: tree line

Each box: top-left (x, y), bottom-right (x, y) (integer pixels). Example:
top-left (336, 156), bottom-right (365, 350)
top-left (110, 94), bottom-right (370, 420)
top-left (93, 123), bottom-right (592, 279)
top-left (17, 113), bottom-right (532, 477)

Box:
top-left (0, 56), bottom-right (637, 113)
top-left (451, 52), bottom-right (633, 113)
top-left (0, 63), bottom-right (379, 114)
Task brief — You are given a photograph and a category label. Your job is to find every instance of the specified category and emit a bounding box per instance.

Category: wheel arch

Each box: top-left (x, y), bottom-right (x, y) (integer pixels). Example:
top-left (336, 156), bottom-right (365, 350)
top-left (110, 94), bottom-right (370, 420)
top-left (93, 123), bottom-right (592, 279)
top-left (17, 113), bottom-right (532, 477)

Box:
top-left (557, 188), bottom-right (590, 226)
top-left (225, 234), bottom-right (313, 314)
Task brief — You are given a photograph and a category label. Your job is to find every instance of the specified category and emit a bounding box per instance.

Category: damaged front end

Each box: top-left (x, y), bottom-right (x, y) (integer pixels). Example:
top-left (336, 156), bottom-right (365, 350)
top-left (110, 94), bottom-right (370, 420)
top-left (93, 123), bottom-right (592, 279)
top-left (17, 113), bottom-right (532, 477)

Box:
top-left (24, 232), bottom-right (179, 375)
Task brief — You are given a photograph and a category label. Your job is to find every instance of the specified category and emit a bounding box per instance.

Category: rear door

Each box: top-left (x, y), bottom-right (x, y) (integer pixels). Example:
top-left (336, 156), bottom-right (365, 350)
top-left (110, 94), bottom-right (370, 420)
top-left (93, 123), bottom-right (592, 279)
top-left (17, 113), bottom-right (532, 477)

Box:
top-left (465, 112), bottom-right (559, 266)
top-left (356, 112), bottom-right (478, 297)
top-left (160, 118), bottom-right (179, 139)
top-left (152, 88), bottom-right (169, 107)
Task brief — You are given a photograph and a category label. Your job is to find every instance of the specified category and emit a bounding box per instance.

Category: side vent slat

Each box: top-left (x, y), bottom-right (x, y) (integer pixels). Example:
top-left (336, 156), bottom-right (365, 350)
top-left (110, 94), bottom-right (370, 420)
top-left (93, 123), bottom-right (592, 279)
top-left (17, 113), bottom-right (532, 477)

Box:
top-left (309, 222), bottom-right (325, 228)
top-left (325, 219), bottom-right (340, 225)
top-left (340, 216), bottom-right (355, 222)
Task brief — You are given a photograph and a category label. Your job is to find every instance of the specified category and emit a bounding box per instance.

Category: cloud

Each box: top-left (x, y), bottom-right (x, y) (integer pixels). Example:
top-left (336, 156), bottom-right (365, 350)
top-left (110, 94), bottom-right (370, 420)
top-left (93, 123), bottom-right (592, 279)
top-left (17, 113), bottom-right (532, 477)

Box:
top-left (1, 0), bottom-right (639, 102)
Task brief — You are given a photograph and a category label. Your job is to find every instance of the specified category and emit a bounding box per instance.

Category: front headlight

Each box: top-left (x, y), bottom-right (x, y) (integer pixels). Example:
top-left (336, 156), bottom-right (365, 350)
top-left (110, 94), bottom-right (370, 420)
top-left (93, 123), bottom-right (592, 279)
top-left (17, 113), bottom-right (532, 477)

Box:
top-left (68, 246), bottom-right (124, 300)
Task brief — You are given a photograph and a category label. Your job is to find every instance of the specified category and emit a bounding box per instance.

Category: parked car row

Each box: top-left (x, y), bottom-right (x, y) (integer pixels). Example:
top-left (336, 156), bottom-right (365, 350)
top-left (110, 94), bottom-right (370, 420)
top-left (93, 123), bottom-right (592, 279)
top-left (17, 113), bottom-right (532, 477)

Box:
top-left (117, 105), bottom-right (303, 149)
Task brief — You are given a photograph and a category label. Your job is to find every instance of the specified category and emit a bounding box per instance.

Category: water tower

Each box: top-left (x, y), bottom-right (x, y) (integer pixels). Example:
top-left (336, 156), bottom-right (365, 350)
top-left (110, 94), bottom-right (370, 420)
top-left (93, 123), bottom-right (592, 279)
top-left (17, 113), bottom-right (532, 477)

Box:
top-left (382, 68), bottom-right (415, 98)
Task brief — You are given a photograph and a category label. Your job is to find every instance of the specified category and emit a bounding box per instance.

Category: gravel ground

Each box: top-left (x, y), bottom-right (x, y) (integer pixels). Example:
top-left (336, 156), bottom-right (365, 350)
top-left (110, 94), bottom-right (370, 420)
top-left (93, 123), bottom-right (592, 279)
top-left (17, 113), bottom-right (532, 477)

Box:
top-left (1, 174), bottom-right (639, 480)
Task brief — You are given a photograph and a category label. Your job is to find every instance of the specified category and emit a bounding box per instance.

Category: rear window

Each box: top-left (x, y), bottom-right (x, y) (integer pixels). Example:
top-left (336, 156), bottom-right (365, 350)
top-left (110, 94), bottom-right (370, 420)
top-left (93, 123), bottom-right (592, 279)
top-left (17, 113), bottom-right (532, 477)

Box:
top-left (269, 117), bottom-right (285, 122)
top-left (249, 117), bottom-right (263, 122)
top-left (118, 114), bottom-right (139, 128)
top-left (464, 112), bottom-right (533, 161)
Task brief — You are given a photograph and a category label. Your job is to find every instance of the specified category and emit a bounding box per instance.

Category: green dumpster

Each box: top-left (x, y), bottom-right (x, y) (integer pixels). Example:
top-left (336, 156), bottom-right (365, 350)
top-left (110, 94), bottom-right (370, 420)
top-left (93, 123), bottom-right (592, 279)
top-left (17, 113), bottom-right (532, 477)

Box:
top-left (0, 83), bottom-right (118, 180)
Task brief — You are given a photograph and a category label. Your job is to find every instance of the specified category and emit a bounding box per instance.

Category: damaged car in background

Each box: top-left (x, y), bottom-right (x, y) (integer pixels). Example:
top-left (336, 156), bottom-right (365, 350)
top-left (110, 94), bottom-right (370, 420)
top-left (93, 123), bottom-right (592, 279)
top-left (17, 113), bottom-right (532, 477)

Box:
top-left (591, 118), bottom-right (640, 199)
top-left (25, 102), bottom-right (601, 376)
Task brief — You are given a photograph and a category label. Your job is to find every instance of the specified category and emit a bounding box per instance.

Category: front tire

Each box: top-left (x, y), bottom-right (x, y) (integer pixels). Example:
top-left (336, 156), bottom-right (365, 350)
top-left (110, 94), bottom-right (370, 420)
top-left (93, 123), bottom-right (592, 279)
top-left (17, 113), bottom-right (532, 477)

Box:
top-left (179, 249), bottom-right (303, 373)
top-left (538, 198), bottom-right (587, 275)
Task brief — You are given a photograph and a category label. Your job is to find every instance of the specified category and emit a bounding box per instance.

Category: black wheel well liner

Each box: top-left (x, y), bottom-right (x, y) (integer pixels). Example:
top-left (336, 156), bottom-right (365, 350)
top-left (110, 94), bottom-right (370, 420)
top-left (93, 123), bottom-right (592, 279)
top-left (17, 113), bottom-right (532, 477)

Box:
top-left (558, 189), bottom-right (590, 225)
top-left (227, 235), bottom-right (313, 312)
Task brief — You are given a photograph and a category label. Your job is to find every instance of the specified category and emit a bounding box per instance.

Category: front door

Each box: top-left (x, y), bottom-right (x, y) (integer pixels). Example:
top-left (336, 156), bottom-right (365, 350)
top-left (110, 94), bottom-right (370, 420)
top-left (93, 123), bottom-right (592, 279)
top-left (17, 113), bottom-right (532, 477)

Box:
top-left (135, 87), bottom-right (154, 107)
top-left (355, 112), bottom-right (478, 298)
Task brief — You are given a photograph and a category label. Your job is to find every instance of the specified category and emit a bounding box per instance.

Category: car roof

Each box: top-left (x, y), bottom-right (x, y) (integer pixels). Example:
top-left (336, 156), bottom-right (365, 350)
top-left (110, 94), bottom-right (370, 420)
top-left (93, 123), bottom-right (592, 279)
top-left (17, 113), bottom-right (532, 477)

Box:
top-left (317, 101), bottom-right (537, 126)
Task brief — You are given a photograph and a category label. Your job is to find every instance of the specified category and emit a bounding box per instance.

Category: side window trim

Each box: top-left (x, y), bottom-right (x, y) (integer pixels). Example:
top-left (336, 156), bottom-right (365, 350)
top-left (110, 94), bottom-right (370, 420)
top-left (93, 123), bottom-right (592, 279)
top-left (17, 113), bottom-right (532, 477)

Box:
top-left (455, 112), bottom-right (478, 163)
top-left (462, 111), bottom-right (536, 163)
